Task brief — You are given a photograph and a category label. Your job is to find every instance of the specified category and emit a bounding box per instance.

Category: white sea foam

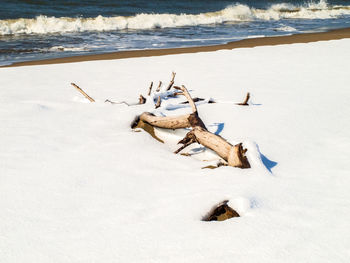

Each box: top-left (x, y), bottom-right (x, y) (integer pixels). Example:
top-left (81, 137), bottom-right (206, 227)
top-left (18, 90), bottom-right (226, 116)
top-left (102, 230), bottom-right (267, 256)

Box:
top-left (274, 25), bottom-right (297, 32)
top-left (0, 1), bottom-right (349, 35)
top-left (45, 46), bottom-right (89, 52)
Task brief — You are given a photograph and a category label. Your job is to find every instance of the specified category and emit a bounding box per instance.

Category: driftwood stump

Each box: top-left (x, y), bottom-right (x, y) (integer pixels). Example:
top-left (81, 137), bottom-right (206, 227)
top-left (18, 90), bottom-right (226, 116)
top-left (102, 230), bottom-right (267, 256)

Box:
top-left (203, 200), bottom-right (240, 221)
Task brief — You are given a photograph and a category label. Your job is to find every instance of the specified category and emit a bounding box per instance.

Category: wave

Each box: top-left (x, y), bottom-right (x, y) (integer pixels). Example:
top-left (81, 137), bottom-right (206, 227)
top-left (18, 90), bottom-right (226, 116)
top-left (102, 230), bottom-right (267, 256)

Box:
top-left (274, 25), bottom-right (297, 32)
top-left (45, 46), bottom-right (89, 52)
top-left (0, 46), bottom-right (89, 54)
top-left (1, 0), bottom-right (350, 35)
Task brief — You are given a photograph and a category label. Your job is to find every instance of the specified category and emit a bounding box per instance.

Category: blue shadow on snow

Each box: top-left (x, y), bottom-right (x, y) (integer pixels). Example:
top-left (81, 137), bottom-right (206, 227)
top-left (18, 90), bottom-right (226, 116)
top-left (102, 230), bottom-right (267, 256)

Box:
top-left (208, 122), bottom-right (224, 135)
top-left (260, 153), bottom-right (277, 173)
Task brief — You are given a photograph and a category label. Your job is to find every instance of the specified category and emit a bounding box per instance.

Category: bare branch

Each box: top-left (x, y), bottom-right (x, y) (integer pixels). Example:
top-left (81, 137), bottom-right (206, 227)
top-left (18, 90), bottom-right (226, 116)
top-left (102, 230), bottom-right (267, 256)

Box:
top-left (105, 99), bottom-right (130, 106)
top-left (237, 92), bottom-right (250, 106)
top-left (155, 96), bottom-right (161, 109)
top-left (71, 83), bottom-right (95, 102)
top-left (166, 72), bottom-right (176, 91)
top-left (147, 82), bottom-right (153, 96)
top-left (174, 131), bottom-right (196, 154)
top-left (173, 85), bottom-right (197, 113)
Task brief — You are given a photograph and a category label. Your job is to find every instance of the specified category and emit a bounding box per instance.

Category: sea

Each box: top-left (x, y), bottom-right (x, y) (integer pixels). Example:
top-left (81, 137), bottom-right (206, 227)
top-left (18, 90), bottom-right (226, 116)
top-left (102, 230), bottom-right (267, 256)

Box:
top-left (1, 0), bottom-right (350, 66)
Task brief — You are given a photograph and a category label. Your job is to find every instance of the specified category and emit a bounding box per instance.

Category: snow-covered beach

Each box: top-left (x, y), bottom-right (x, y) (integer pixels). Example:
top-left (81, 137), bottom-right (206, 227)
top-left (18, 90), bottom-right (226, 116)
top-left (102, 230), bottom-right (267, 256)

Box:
top-left (1, 35), bottom-right (350, 262)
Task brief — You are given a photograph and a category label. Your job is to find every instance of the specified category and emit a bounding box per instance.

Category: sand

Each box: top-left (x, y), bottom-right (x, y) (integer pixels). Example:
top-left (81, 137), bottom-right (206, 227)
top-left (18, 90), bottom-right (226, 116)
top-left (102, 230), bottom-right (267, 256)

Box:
top-left (3, 27), bottom-right (350, 68)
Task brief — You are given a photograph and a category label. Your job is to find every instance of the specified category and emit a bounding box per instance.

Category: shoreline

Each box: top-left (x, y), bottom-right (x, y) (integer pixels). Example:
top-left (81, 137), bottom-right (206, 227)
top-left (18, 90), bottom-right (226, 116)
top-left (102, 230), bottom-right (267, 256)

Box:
top-left (3, 27), bottom-right (350, 68)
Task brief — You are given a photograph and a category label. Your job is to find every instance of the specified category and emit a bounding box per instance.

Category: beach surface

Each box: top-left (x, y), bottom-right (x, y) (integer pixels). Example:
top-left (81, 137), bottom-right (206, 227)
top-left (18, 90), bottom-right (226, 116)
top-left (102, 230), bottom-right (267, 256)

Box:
top-left (4, 27), bottom-right (350, 67)
top-left (1, 30), bottom-right (350, 262)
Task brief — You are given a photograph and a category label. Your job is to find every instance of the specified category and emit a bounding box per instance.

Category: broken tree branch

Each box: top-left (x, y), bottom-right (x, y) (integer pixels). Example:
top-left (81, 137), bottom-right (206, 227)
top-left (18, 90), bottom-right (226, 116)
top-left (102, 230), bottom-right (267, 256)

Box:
top-left (173, 88), bottom-right (249, 168)
top-left (71, 83), bottom-right (95, 102)
top-left (147, 82), bottom-right (153, 96)
top-left (105, 99), bottom-right (130, 106)
top-left (156, 81), bottom-right (162, 92)
top-left (155, 96), bottom-right (161, 109)
top-left (174, 85), bottom-right (197, 113)
top-left (166, 72), bottom-right (176, 91)
top-left (237, 92), bottom-right (250, 106)
top-left (189, 127), bottom-right (250, 168)
top-left (174, 130), bottom-right (197, 154)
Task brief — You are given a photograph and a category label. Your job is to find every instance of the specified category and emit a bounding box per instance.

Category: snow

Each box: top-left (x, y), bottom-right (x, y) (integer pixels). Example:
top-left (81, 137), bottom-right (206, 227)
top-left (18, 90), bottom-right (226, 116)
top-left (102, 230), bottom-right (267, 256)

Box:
top-left (1, 39), bottom-right (350, 262)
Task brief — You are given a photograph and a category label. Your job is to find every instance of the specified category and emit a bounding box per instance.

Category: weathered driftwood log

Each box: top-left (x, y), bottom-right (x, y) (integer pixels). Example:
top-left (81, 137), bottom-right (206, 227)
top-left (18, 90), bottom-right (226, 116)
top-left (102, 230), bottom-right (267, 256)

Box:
top-left (132, 112), bottom-right (191, 129)
top-left (131, 85), bottom-right (197, 129)
top-left (132, 85), bottom-right (250, 168)
top-left (71, 83), bottom-right (95, 102)
top-left (180, 127), bottom-right (250, 168)
top-left (105, 99), bottom-right (130, 106)
top-left (237, 92), bottom-right (250, 106)
top-left (173, 86), bottom-right (250, 168)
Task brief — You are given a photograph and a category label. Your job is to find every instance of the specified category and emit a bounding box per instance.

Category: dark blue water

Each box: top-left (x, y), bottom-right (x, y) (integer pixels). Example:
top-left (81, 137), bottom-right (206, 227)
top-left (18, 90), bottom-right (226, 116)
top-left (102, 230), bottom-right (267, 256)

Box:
top-left (1, 0), bottom-right (350, 65)
top-left (1, 0), bottom-right (350, 19)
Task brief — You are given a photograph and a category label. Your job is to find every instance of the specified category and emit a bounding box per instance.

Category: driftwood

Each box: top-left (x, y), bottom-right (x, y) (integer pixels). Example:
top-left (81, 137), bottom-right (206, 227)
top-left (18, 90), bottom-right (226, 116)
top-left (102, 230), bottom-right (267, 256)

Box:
top-left (132, 85), bottom-right (250, 169)
top-left (105, 73), bottom-right (179, 107)
top-left (155, 96), bottom-right (161, 109)
top-left (173, 86), bottom-right (250, 168)
top-left (156, 81), bottom-right (162, 92)
top-left (237, 92), bottom-right (250, 106)
top-left (131, 85), bottom-right (197, 129)
top-left (71, 83), bottom-right (95, 102)
top-left (184, 129), bottom-right (250, 168)
top-left (166, 72), bottom-right (176, 91)
top-left (131, 116), bottom-right (164, 143)
top-left (167, 92), bottom-right (183, 98)
top-left (202, 200), bottom-right (240, 221)
top-left (175, 126), bottom-right (249, 168)
top-left (132, 112), bottom-right (191, 129)
top-left (105, 99), bottom-right (130, 106)
top-left (139, 95), bottom-right (146, 104)
top-left (147, 82), bottom-right (153, 96)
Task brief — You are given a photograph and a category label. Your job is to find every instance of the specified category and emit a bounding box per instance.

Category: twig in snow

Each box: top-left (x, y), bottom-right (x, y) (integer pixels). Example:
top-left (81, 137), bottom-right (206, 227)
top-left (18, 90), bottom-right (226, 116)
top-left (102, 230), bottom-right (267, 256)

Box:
top-left (71, 83), bottom-right (95, 102)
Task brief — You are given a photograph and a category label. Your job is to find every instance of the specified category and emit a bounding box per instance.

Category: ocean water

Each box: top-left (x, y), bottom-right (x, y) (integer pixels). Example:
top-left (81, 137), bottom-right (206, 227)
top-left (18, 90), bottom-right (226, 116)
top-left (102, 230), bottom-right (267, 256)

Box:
top-left (1, 0), bottom-right (350, 65)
